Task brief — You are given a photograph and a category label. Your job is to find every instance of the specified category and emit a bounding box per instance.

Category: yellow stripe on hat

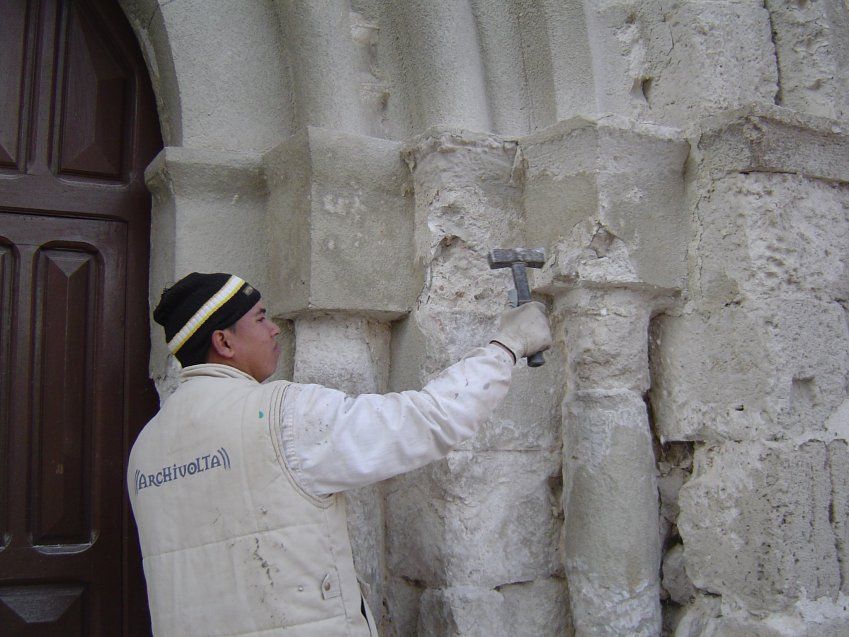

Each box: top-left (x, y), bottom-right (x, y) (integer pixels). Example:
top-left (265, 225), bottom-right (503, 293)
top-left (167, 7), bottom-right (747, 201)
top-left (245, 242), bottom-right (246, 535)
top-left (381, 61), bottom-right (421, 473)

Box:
top-left (167, 275), bottom-right (245, 354)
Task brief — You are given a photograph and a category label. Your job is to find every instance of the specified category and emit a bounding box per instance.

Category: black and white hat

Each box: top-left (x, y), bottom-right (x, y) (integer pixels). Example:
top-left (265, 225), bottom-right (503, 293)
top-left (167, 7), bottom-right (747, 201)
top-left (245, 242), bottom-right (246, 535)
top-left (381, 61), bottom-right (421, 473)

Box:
top-left (153, 272), bottom-right (261, 365)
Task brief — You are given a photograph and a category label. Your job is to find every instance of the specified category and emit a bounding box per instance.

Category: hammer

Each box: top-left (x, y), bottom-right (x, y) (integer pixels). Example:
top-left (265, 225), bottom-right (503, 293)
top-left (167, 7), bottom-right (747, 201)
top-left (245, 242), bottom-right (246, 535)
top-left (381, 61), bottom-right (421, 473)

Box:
top-left (488, 247), bottom-right (546, 367)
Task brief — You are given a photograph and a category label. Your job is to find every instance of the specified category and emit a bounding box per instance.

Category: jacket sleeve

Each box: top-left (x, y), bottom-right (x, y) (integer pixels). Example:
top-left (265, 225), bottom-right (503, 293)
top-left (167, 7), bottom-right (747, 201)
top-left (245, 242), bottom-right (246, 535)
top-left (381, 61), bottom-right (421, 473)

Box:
top-left (276, 343), bottom-right (514, 496)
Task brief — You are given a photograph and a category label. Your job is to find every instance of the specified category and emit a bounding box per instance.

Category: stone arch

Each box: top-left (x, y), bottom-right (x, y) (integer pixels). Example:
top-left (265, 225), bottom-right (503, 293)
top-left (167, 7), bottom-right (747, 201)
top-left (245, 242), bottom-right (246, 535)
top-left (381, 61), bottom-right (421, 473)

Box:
top-left (120, 0), bottom-right (293, 151)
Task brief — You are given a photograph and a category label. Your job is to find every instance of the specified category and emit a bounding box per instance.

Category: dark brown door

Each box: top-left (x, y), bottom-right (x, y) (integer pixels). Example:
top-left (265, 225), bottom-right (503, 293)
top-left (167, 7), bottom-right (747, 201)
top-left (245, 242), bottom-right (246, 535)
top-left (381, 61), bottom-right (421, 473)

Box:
top-left (0, 0), bottom-right (162, 634)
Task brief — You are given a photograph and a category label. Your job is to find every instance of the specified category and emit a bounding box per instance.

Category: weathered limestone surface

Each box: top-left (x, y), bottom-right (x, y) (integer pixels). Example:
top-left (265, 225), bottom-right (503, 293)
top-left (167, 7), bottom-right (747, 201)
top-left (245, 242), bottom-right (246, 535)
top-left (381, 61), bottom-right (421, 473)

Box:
top-left (386, 130), bottom-right (566, 635)
top-left (679, 441), bottom-right (848, 612)
top-left (549, 285), bottom-right (668, 637)
top-left (578, 0), bottom-right (777, 126)
top-left (652, 110), bottom-right (849, 444)
top-left (416, 579), bottom-right (570, 637)
top-left (123, 1), bottom-right (849, 635)
top-left (662, 544), bottom-right (696, 608)
top-left (644, 0), bottom-right (778, 126)
top-left (766, 0), bottom-right (849, 121)
top-left (651, 107), bottom-right (849, 635)
top-left (522, 117), bottom-right (690, 291)
top-left (386, 450), bottom-right (561, 587)
top-left (561, 387), bottom-right (661, 637)
top-left (651, 298), bottom-right (849, 442)
top-left (264, 126), bottom-right (416, 320)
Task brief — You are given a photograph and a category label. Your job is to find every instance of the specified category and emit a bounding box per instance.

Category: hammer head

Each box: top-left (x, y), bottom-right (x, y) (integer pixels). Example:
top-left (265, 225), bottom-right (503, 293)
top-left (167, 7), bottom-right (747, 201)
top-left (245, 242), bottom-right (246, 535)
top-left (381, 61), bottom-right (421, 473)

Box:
top-left (487, 247), bottom-right (545, 270)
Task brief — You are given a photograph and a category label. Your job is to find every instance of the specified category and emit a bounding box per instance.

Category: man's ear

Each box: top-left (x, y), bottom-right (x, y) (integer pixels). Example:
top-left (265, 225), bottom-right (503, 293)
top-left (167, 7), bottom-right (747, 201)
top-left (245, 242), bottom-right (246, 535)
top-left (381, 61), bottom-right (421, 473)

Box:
top-left (210, 329), bottom-right (236, 359)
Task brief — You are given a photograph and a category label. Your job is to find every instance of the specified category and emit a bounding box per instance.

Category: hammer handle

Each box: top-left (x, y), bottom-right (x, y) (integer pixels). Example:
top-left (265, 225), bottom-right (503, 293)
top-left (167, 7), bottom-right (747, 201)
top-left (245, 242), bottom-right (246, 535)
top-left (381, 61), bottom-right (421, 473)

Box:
top-left (510, 263), bottom-right (545, 367)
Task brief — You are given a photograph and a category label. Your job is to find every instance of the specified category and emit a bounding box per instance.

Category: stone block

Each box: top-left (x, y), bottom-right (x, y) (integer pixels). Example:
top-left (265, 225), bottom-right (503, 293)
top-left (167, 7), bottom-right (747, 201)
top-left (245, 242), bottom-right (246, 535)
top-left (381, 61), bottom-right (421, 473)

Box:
top-left (637, 0), bottom-right (778, 125)
top-left (675, 596), bottom-right (849, 637)
top-left (382, 576), bottom-right (423, 637)
top-left (671, 593), bottom-right (722, 637)
top-left (390, 130), bottom-right (530, 380)
top-left (264, 127), bottom-right (415, 318)
top-left (520, 116), bottom-right (689, 291)
top-left (145, 147), bottom-right (269, 278)
top-left (401, 130), bottom-right (524, 263)
top-left (577, 0), bottom-right (660, 119)
top-left (497, 578), bottom-right (571, 637)
top-left (677, 440), bottom-right (847, 613)
top-left (384, 450), bottom-right (561, 588)
top-left (417, 586), bottom-right (505, 637)
top-left (650, 299), bottom-right (849, 441)
top-left (693, 173), bottom-right (849, 308)
top-left (765, 0), bottom-right (849, 120)
top-left (466, 346), bottom-right (563, 453)
top-left (696, 104), bottom-right (849, 184)
top-left (416, 579), bottom-right (569, 637)
top-left (662, 543), bottom-right (696, 606)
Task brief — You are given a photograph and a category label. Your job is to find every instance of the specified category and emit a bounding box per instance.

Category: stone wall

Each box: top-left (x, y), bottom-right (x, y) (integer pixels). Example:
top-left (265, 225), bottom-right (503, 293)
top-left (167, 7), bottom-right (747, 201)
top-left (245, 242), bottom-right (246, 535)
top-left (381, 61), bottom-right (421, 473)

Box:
top-left (121, 1), bottom-right (849, 634)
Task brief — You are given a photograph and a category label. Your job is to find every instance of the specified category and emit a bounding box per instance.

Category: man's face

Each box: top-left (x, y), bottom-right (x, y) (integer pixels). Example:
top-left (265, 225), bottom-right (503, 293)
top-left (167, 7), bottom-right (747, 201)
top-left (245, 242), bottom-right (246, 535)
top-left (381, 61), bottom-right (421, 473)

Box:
top-left (225, 301), bottom-right (281, 381)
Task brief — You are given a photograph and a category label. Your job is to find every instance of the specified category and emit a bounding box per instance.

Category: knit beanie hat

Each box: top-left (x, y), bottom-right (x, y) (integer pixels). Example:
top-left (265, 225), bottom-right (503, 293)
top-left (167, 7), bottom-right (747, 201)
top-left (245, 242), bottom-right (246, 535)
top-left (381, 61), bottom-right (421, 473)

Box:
top-left (153, 272), bottom-right (261, 366)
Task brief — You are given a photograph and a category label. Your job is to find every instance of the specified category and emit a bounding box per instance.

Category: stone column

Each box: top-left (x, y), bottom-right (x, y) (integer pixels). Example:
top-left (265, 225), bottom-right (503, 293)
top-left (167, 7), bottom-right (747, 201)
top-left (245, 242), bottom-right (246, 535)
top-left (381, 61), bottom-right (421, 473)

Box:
top-left (764, 0), bottom-right (849, 121)
top-left (543, 280), bottom-right (665, 637)
top-left (264, 126), bottom-right (415, 627)
top-left (386, 130), bottom-right (565, 636)
top-left (389, 1), bottom-right (491, 130)
top-left (521, 116), bottom-right (689, 636)
top-left (273, 0), bottom-right (368, 134)
top-left (268, 4), bottom-right (407, 619)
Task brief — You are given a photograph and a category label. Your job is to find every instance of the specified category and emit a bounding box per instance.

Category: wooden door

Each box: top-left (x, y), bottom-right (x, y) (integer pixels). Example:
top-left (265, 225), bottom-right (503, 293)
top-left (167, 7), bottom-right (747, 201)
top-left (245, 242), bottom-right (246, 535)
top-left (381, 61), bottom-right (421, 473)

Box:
top-left (0, 0), bottom-right (162, 634)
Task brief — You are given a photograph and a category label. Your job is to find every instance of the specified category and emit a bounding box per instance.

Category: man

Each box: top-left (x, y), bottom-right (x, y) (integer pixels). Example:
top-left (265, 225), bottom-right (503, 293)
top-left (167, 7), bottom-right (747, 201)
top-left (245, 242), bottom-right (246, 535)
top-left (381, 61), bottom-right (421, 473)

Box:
top-left (128, 272), bottom-right (552, 636)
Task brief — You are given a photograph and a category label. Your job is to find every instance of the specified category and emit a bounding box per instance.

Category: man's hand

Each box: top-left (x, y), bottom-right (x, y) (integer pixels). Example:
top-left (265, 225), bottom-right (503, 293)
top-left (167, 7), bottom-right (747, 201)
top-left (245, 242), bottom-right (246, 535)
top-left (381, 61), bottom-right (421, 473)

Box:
top-left (490, 301), bottom-right (552, 364)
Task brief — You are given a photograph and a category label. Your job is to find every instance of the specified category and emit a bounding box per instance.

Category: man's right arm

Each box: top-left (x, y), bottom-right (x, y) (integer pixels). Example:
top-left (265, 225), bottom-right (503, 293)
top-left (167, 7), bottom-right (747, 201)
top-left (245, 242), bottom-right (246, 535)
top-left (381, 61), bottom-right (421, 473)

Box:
top-left (274, 302), bottom-right (551, 497)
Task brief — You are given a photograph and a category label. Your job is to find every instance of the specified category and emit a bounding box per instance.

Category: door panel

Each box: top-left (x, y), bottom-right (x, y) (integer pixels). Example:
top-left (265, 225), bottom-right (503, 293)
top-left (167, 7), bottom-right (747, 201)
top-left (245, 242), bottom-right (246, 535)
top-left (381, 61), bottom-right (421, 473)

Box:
top-left (0, 241), bottom-right (12, 546)
top-left (0, 0), bottom-right (162, 634)
top-left (59, 0), bottom-right (129, 179)
top-left (1, 212), bottom-right (126, 634)
top-left (34, 247), bottom-right (99, 546)
top-left (0, 583), bottom-right (87, 635)
top-left (0, 1), bottom-right (30, 169)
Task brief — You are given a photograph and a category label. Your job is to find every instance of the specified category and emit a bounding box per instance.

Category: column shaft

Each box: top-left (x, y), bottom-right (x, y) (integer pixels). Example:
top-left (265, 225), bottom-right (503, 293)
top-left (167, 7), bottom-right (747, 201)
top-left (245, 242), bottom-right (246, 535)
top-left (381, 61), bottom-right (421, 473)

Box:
top-left (557, 287), bottom-right (661, 637)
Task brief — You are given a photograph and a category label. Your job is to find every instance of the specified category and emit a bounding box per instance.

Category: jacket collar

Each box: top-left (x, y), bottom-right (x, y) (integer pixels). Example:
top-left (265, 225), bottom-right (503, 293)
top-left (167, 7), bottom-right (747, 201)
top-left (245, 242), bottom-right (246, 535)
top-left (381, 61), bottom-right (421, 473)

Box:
top-left (179, 363), bottom-right (258, 384)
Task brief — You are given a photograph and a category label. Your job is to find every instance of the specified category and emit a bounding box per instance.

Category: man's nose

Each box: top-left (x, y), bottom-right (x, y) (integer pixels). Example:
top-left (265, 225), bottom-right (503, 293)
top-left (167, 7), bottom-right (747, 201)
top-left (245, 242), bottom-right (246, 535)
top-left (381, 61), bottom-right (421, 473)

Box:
top-left (270, 320), bottom-right (281, 337)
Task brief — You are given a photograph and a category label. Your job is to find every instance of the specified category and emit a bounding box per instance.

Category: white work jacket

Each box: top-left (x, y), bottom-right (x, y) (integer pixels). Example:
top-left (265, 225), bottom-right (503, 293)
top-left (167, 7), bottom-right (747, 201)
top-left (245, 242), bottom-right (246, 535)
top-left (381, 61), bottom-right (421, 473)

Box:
top-left (128, 344), bottom-right (514, 636)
